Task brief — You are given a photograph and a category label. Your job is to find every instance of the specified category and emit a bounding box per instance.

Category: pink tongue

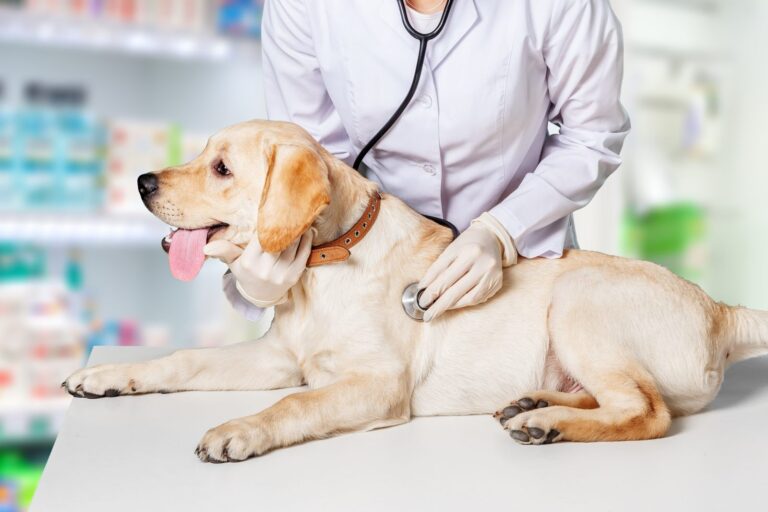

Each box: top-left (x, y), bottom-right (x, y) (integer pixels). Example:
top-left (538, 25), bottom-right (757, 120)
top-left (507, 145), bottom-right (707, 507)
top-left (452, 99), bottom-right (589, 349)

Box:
top-left (168, 228), bottom-right (209, 281)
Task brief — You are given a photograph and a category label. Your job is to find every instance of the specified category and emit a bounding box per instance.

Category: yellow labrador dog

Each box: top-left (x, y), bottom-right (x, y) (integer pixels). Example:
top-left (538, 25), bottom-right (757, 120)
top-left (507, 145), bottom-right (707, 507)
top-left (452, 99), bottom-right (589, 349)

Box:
top-left (64, 120), bottom-right (768, 462)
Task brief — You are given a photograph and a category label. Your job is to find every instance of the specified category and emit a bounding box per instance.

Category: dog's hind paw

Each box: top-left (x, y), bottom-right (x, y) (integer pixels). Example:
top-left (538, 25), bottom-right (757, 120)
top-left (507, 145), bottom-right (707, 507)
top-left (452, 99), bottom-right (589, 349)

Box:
top-left (494, 396), bottom-right (564, 445)
top-left (494, 396), bottom-right (549, 425)
top-left (508, 426), bottom-right (561, 445)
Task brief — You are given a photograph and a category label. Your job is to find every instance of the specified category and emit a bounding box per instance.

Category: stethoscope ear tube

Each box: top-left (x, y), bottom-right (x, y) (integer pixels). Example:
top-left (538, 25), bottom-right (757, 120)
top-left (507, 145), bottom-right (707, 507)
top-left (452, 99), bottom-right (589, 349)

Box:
top-left (352, 0), bottom-right (456, 171)
top-left (394, 0), bottom-right (456, 42)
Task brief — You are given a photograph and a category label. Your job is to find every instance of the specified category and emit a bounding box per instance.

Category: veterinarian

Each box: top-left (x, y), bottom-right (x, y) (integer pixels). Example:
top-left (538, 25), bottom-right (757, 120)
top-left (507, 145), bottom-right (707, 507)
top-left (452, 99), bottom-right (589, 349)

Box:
top-left (207, 0), bottom-right (631, 323)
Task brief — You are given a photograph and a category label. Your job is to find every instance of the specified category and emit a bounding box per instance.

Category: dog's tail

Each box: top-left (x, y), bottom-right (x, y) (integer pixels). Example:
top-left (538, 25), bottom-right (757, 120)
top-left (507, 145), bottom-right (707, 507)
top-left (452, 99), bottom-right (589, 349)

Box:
top-left (724, 306), bottom-right (768, 364)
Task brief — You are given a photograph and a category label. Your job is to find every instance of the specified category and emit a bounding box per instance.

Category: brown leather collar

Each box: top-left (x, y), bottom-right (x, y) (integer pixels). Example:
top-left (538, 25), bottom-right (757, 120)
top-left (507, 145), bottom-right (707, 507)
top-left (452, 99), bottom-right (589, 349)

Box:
top-left (307, 192), bottom-right (382, 267)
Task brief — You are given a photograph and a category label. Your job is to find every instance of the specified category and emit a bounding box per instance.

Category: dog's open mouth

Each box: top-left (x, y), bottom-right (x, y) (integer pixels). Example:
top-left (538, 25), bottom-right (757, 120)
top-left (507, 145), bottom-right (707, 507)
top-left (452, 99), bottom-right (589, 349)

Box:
top-left (161, 224), bottom-right (227, 282)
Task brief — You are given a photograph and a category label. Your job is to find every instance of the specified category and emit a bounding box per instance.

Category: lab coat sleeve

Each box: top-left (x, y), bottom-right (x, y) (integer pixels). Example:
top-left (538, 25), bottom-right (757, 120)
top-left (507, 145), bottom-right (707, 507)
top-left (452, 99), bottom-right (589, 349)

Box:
top-left (222, 271), bottom-right (266, 323)
top-left (489, 0), bottom-right (631, 259)
top-left (261, 0), bottom-right (354, 164)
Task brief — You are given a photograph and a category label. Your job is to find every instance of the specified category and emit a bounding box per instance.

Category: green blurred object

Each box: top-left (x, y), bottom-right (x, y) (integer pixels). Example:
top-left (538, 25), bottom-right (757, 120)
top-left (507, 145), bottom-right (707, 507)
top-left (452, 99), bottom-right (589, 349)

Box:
top-left (0, 450), bottom-right (44, 510)
top-left (622, 203), bottom-right (707, 282)
top-left (167, 123), bottom-right (183, 167)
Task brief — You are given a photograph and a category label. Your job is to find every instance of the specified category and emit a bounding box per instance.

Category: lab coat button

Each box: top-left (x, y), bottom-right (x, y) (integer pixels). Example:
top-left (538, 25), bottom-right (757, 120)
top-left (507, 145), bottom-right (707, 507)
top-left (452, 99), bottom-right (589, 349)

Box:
top-left (418, 95), bottom-right (433, 108)
top-left (422, 164), bottom-right (437, 175)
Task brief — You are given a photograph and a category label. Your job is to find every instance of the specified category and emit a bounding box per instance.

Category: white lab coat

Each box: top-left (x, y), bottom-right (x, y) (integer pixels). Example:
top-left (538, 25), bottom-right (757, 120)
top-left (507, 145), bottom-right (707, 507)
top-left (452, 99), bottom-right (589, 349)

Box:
top-left (225, 0), bottom-right (631, 319)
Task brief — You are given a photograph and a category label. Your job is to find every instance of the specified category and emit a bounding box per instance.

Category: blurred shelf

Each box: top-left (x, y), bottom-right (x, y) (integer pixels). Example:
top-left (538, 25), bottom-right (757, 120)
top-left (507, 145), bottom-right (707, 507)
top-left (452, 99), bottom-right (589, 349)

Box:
top-left (634, 0), bottom-right (723, 13)
top-left (627, 44), bottom-right (728, 63)
top-left (0, 396), bottom-right (70, 448)
top-left (0, 431), bottom-right (57, 448)
top-left (0, 213), bottom-right (167, 247)
top-left (0, 7), bottom-right (261, 63)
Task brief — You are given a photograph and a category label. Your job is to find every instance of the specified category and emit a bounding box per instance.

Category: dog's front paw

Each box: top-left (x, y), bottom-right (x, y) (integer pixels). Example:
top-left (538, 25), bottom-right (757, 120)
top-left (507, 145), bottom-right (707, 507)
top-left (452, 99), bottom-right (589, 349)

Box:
top-left (195, 420), bottom-right (268, 463)
top-left (63, 364), bottom-right (140, 399)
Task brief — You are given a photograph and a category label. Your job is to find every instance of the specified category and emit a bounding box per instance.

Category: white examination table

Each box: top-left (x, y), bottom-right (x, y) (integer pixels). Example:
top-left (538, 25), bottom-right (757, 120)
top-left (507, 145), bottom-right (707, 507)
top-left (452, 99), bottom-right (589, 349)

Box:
top-left (31, 347), bottom-right (768, 511)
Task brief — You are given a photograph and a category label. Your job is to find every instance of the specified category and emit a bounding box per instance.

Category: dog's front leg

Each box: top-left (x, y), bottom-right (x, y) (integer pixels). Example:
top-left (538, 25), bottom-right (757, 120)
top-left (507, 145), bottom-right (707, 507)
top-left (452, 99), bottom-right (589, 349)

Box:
top-left (195, 372), bottom-right (410, 462)
top-left (63, 337), bottom-right (302, 398)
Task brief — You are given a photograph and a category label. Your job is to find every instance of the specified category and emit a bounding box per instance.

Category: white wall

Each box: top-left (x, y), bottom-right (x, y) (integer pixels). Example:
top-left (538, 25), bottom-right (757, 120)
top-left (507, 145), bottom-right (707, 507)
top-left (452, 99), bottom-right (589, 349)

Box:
top-left (710, 0), bottom-right (768, 309)
top-left (575, 0), bottom-right (726, 256)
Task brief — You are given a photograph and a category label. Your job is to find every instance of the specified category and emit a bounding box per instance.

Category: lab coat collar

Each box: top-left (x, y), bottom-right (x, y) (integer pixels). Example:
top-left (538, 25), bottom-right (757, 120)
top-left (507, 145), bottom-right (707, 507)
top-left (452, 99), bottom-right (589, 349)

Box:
top-left (377, 0), bottom-right (479, 70)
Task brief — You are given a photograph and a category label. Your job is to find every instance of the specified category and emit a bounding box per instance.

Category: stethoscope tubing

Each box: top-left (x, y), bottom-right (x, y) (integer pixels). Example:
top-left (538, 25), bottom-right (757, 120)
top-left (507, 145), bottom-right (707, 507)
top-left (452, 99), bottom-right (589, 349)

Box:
top-left (356, 1), bottom-right (460, 320)
top-left (352, 0), bottom-right (456, 172)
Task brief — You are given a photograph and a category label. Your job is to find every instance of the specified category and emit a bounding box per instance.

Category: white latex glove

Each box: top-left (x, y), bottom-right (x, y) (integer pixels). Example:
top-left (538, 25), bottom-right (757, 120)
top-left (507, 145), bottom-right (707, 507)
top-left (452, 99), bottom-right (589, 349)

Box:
top-left (418, 215), bottom-right (515, 322)
top-left (203, 231), bottom-right (314, 307)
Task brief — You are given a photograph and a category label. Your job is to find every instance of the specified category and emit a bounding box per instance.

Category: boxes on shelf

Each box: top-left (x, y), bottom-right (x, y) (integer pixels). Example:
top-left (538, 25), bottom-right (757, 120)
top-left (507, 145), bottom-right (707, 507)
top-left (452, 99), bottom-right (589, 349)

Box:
top-left (0, 244), bottom-right (83, 403)
top-left (49, 86), bottom-right (106, 212)
top-left (0, 247), bottom-right (81, 450)
top-left (0, 80), bottom-right (209, 216)
top-left (0, 82), bottom-right (106, 214)
top-left (17, 0), bottom-right (264, 38)
top-left (217, 0), bottom-right (264, 39)
top-left (105, 120), bottom-right (174, 215)
top-left (0, 82), bottom-right (13, 213)
top-left (105, 119), bottom-right (207, 215)
top-left (140, 0), bottom-right (210, 31)
top-left (22, 0), bottom-right (211, 31)
top-left (0, 243), bottom-right (170, 447)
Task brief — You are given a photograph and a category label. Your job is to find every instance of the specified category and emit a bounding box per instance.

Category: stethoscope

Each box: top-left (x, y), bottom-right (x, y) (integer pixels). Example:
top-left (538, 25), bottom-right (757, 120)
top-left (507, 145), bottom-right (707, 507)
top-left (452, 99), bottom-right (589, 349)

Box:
top-left (352, 0), bottom-right (456, 173)
top-left (350, 0), bottom-right (457, 321)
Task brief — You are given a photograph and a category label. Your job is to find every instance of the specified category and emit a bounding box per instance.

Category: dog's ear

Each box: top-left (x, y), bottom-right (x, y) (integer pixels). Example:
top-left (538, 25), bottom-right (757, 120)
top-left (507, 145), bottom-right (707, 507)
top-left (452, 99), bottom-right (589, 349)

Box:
top-left (257, 144), bottom-right (331, 253)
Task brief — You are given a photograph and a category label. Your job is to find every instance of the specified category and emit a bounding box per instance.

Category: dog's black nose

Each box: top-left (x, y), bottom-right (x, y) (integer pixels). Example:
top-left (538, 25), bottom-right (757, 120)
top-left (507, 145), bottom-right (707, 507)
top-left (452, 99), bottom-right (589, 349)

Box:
top-left (138, 173), bottom-right (159, 198)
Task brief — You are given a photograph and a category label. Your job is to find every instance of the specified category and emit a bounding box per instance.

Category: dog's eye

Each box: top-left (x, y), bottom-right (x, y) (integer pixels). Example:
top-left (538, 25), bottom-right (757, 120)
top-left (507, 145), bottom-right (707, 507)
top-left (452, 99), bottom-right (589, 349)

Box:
top-left (214, 160), bottom-right (231, 177)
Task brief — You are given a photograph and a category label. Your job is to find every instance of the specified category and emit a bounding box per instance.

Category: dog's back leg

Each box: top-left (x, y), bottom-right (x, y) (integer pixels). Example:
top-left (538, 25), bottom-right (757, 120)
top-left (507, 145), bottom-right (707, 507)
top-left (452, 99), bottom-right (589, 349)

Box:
top-left (499, 366), bottom-right (671, 444)
top-left (499, 267), bottom-right (674, 445)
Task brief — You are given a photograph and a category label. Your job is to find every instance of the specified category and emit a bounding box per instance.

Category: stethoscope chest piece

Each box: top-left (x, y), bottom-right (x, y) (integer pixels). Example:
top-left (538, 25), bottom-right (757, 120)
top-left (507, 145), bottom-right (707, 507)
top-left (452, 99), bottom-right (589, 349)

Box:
top-left (402, 282), bottom-right (429, 322)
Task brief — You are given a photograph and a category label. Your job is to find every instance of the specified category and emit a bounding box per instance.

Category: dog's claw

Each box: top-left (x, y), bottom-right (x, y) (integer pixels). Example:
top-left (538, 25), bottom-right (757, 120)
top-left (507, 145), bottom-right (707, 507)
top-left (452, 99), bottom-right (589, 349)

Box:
top-left (65, 384), bottom-right (85, 398)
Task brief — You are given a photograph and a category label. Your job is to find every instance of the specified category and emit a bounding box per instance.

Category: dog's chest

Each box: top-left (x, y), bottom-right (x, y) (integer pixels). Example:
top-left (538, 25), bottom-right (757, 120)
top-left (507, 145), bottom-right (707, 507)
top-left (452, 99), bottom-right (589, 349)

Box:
top-left (278, 270), bottom-right (411, 388)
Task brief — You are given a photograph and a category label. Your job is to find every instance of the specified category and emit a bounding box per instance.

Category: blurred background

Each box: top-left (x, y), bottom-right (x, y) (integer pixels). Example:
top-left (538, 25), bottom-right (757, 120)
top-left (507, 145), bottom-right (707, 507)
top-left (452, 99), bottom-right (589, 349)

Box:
top-left (0, 0), bottom-right (766, 509)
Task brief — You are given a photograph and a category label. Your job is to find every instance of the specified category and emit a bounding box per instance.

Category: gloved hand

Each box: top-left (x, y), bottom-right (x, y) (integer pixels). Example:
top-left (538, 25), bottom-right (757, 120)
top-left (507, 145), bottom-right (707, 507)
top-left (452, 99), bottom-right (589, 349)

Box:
top-left (203, 230), bottom-right (314, 307)
top-left (418, 213), bottom-right (517, 322)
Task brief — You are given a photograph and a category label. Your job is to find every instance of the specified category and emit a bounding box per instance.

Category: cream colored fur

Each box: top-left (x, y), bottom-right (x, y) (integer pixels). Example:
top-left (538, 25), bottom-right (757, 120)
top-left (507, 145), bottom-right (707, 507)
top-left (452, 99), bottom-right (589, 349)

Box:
top-left (65, 121), bottom-right (768, 460)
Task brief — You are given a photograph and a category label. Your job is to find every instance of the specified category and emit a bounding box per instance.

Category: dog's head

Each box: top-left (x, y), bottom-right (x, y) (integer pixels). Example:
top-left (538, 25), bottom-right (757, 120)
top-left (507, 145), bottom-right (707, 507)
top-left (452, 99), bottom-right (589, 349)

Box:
top-left (138, 120), bottom-right (331, 280)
